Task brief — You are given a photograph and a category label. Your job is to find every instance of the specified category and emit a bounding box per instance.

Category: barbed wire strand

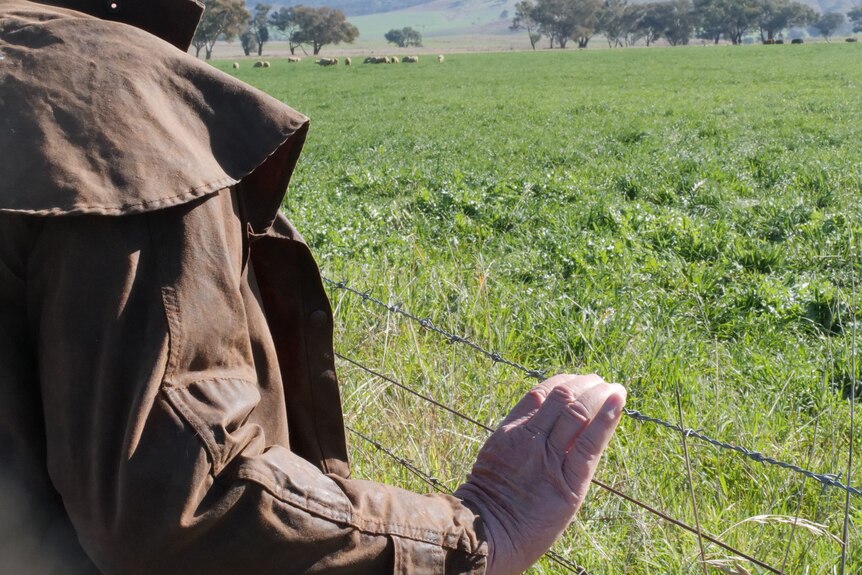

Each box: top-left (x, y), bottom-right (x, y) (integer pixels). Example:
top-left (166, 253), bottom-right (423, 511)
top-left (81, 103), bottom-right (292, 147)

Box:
top-left (324, 275), bottom-right (862, 499)
top-left (346, 425), bottom-right (590, 575)
top-left (338, 354), bottom-right (782, 574)
top-left (840, 229), bottom-right (858, 575)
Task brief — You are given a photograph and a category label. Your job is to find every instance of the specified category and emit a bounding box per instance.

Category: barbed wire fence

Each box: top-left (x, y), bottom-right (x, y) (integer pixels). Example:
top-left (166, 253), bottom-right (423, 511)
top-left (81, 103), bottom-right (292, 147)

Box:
top-left (322, 275), bottom-right (859, 573)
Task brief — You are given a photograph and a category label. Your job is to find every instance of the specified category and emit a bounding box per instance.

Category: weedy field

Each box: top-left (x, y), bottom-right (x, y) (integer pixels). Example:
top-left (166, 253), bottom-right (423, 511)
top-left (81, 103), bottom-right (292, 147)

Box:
top-left (214, 45), bottom-right (862, 573)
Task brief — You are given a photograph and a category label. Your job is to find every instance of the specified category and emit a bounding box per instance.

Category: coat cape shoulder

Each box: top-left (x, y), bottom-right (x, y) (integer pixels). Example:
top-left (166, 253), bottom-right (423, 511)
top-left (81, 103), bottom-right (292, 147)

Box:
top-left (0, 1), bottom-right (308, 224)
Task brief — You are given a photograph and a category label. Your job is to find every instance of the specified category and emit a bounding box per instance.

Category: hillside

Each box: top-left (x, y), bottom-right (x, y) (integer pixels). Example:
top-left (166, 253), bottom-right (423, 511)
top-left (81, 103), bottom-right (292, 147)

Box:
top-left (258, 0), bottom-right (430, 16)
top-left (349, 0), bottom-right (520, 40)
top-left (256, 0), bottom-right (859, 48)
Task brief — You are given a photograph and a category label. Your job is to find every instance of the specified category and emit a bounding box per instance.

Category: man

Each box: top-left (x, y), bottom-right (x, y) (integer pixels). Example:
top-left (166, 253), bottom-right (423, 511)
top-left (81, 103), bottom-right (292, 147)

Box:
top-left (0, 1), bottom-right (626, 573)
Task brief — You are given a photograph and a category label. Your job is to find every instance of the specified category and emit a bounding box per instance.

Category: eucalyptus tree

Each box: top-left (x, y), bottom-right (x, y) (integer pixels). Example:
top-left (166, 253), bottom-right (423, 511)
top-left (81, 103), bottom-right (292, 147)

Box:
top-left (755, 0), bottom-right (817, 42)
top-left (511, 0), bottom-right (543, 49)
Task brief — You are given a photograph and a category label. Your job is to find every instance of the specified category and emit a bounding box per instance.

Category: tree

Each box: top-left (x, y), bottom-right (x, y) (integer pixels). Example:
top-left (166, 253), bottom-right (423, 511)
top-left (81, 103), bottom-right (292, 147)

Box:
top-left (755, 0), bottom-right (817, 42)
top-left (269, 6), bottom-right (304, 55)
top-left (511, 0), bottom-right (543, 49)
top-left (850, 6), bottom-right (862, 33)
top-left (662, 0), bottom-right (695, 45)
top-left (814, 12), bottom-right (846, 40)
top-left (720, 0), bottom-right (762, 44)
top-left (694, 0), bottom-right (728, 43)
top-left (572, 0), bottom-right (603, 47)
top-left (240, 28), bottom-right (257, 55)
top-left (532, 0), bottom-right (601, 48)
top-left (191, 0), bottom-right (249, 60)
top-left (637, 2), bottom-right (668, 45)
top-left (252, 4), bottom-right (272, 56)
top-left (385, 27), bottom-right (423, 47)
top-left (598, 0), bottom-right (629, 47)
top-left (622, 3), bottom-right (647, 45)
top-left (290, 6), bottom-right (359, 55)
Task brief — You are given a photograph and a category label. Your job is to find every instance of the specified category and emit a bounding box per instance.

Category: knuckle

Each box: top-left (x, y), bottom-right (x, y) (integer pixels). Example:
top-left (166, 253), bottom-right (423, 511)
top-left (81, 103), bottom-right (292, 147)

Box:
top-left (573, 433), bottom-right (602, 462)
top-left (567, 399), bottom-right (592, 421)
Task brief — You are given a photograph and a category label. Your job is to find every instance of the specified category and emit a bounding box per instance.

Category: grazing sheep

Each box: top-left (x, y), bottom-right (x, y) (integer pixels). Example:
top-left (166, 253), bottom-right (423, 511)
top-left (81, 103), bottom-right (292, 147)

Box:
top-left (344, 57), bottom-right (352, 65)
top-left (262, 61), bottom-right (271, 68)
top-left (791, 38), bottom-right (804, 44)
top-left (437, 54), bottom-right (445, 63)
top-left (287, 56), bottom-right (302, 62)
top-left (847, 37), bottom-right (859, 43)
top-left (364, 56), bottom-right (388, 64)
top-left (316, 57), bottom-right (338, 66)
top-left (232, 62), bottom-right (240, 69)
top-left (253, 61), bottom-right (264, 68)
top-left (389, 57), bottom-right (399, 63)
top-left (402, 56), bottom-right (419, 63)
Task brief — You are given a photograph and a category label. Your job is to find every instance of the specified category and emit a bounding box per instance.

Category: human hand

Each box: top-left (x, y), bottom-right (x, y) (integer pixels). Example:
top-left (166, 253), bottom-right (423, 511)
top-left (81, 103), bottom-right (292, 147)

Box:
top-left (454, 374), bottom-right (626, 575)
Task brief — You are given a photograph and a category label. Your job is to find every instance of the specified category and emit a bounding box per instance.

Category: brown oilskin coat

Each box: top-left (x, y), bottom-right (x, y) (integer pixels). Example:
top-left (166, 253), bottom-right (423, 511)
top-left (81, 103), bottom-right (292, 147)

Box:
top-left (0, 1), bottom-right (487, 573)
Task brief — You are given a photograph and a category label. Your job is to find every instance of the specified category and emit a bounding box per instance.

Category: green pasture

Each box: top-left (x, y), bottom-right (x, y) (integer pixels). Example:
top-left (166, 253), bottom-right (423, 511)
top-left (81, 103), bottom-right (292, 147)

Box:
top-left (215, 44), bottom-right (862, 573)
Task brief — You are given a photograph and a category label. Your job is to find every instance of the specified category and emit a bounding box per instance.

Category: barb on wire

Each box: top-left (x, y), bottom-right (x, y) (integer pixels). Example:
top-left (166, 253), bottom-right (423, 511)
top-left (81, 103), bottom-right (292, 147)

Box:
top-left (339, 354), bottom-right (783, 575)
top-left (346, 425), bottom-right (591, 575)
top-left (325, 275), bottom-right (862, 499)
top-left (623, 408), bottom-right (862, 498)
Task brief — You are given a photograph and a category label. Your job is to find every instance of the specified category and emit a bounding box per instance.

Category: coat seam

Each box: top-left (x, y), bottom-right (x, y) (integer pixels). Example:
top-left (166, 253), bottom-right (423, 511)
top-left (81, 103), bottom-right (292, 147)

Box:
top-left (238, 468), bottom-right (488, 556)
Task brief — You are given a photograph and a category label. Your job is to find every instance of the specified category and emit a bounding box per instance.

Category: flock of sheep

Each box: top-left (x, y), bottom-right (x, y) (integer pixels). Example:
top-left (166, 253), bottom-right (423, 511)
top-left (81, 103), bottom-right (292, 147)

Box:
top-left (232, 54), bottom-right (444, 69)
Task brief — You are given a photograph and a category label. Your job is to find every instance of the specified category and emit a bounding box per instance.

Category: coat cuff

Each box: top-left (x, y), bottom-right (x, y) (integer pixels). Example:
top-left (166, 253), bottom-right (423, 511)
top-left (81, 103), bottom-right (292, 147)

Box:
top-left (392, 535), bottom-right (486, 575)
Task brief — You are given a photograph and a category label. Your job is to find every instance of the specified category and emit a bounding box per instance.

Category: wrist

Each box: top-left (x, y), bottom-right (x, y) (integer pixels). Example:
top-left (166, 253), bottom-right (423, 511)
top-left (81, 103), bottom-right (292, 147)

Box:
top-left (456, 483), bottom-right (504, 575)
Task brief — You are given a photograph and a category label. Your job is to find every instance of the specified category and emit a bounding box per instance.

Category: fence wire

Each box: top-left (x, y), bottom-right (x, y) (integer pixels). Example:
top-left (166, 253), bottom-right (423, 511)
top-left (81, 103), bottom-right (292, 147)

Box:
top-left (324, 276), bottom-right (862, 499)
top-left (339, 353), bottom-right (783, 574)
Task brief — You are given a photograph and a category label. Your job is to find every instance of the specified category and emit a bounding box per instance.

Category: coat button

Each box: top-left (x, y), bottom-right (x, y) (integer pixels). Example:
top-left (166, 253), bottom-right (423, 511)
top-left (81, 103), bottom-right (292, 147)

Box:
top-left (309, 309), bottom-right (328, 327)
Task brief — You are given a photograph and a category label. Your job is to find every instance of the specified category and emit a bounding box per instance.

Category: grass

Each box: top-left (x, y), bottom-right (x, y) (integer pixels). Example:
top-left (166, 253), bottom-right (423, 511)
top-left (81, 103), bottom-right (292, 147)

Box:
top-left (214, 43), bottom-right (862, 573)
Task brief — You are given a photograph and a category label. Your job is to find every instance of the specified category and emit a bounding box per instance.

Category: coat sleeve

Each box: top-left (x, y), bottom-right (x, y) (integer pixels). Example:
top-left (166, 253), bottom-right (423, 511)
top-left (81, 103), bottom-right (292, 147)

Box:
top-left (26, 188), bottom-right (487, 575)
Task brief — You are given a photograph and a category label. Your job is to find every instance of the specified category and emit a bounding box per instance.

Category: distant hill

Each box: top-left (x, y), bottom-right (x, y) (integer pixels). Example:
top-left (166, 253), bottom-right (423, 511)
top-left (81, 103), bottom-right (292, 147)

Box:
top-left (255, 0), bottom-right (430, 17)
top-left (256, 0), bottom-right (859, 44)
top-left (258, 0), bottom-right (860, 18)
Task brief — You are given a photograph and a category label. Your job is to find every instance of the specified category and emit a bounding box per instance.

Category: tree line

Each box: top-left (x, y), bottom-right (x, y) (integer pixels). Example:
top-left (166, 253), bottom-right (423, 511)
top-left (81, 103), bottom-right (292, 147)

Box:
top-left (511, 0), bottom-right (862, 49)
top-left (192, 1), bottom-right (359, 59)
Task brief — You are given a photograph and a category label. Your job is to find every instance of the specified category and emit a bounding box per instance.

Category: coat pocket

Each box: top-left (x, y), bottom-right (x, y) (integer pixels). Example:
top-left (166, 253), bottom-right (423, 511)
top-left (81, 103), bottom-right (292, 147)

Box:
top-left (163, 378), bottom-right (263, 476)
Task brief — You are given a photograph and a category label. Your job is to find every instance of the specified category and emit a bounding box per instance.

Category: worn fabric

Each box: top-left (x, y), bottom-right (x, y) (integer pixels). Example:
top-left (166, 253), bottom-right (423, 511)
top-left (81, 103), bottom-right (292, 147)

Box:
top-left (0, 1), bottom-right (487, 573)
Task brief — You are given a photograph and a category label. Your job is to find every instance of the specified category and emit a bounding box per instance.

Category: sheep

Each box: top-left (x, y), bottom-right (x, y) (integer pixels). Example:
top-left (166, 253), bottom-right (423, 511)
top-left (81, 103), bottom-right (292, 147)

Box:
top-left (364, 56), bottom-right (388, 64)
top-left (232, 62), bottom-right (240, 69)
top-left (389, 56), bottom-right (399, 63)
top-left (847, 37), bottom-right (859, 43)
top-left (402, 56), bottom-right (419, 63)
top-left (262, 61), bottom-right (271, 68)
top-left (791, 38), bottom-right (804, 44)
top-left (316, 57), bottom-right (338, 66)
top-left (437, 54), bottom-right (445, 63)
top-left (344, 57), bottom-right (352, 65)
top-left (287, 56), bottom-right (302, 62)
top-left (253, 61), bottom-right (264, 68)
